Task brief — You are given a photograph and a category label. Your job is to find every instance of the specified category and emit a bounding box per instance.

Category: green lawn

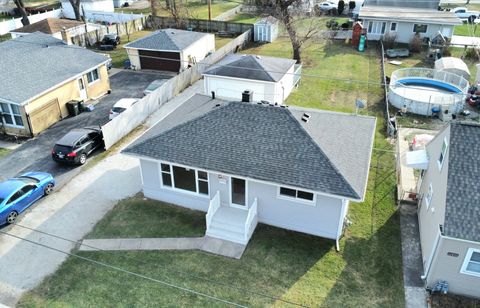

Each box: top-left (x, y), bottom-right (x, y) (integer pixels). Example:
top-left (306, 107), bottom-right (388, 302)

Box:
top-left (18, 39), bottom-right (404, 307)
top-left (0, 148), bottom-right (11, 160)
top-left (453, 23), bottom-right (480, 36)
top-left (226, 13), bottom-right (260, 24)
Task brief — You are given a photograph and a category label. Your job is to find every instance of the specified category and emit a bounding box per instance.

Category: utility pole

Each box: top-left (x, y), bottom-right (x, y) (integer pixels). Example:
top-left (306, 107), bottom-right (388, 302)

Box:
top-left (207, 0), bottom-right (211, 21)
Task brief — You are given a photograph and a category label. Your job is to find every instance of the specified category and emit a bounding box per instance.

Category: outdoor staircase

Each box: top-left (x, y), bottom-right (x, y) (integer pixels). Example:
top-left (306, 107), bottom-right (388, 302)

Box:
top-left (205, 191), bottom-right (258, 245)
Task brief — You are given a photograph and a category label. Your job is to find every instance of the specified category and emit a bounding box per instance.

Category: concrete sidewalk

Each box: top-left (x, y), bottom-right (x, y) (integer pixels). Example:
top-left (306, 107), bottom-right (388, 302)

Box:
top-left (451, 35), bottom-right (480, 47)
top-left (79, 236), bottom-right (247, 259)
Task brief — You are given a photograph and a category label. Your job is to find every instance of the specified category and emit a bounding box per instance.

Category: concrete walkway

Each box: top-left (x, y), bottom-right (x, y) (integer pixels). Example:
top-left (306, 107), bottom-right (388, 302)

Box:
top-left (80, 236), bottom-right (247, 259)
top-left (0, 140), bottom-right (21, 151)
top-left (451, 35), bottom-right (480, 47)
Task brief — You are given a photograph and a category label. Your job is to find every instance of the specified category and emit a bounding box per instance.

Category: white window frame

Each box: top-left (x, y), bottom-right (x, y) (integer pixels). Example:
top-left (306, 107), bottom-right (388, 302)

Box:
top-left (159, 162), bottom-right (209, 197)
top-left (86, 68), bottom-right (100, 85)
top-left (0, 102), bottom-right (24, 128)
top-left (460, 248), bottom-right (480, 278)
top-left (437, 138), bottom-right (448, 171)
top-left (425, 183), bottom-right (433, 210)
top-left (367, 21), bottom-right (387, 35)
top-left (277, 186), bottom-right (316, 205)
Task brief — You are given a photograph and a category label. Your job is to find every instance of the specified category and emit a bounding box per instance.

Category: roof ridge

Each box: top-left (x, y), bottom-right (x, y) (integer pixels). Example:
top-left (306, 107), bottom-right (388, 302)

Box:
top-left (285, 108), bottom-right (360, 199)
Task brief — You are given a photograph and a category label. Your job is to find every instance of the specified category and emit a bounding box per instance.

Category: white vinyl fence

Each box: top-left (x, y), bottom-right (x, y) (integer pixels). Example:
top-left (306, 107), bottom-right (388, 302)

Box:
top-left (102, 30), bottom-right (252, 149)
top-left (0, 8), bottom-right (62, 35)
top-left (84, 10), bottom-right (144, 24)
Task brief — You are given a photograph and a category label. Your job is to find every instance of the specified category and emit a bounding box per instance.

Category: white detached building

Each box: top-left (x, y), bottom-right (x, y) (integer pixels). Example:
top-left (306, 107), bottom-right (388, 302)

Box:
top-left (123, 94), bottom-right (376, 248)
top-left (203, 54), bottom-right (300, 104)
top-left (61, 0), bottom-right (114, 20)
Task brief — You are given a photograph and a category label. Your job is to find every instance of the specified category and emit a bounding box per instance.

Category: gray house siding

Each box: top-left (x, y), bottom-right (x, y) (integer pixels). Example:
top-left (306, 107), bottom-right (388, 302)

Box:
top-left (139, 158), bottom-right (346, 240)
top-left (364, 0), bottom-right (439, 9)
top-left (427, 237), bottom-right (480, 298)
top-left (418, 126), bottom-right (450, 270)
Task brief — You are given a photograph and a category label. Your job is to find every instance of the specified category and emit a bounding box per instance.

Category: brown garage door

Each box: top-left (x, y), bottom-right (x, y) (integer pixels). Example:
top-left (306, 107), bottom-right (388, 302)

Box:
top-left (139, 50), bottom-right (181, 72)
top-left (29, 99), bottom-right (61, 135)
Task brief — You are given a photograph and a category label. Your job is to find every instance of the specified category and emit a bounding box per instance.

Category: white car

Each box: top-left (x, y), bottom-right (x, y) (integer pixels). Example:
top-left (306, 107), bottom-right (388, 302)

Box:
top-left (452, 7), bottom-right (480, 21)
top-left (109, 98), bottom-right (139, 120)
top-left (318, 1), bottom-right (337, 11)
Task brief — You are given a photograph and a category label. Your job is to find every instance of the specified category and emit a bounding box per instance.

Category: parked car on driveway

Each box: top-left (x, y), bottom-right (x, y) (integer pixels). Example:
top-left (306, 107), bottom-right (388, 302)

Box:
top-left (52, 126), bottom-right (104, 165)
top-left (452, 7), bottom-right (480, 22)
top-left (0, 172), bottom-right (55, 225)
top-left (101, 33), bottom-right (121, 46)
top-left (318, 1), bottom-right (336, 11)
top-left (143, 79), bottom-right (167, 96)
top-left (109, 98), bottom-right (139, 120)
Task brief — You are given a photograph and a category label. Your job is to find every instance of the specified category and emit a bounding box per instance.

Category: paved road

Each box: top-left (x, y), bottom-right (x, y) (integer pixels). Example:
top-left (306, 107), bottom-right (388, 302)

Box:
top-left (0, 70), bottom-right (167, 188)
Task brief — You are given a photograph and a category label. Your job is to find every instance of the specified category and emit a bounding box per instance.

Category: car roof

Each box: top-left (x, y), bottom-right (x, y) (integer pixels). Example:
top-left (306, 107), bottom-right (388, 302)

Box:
top-left (56, 128), bottom-right (90, 146)
top-left (0, 179), bottom-right (24, 199)
top-left (113, 98), bottom-right (138, 109)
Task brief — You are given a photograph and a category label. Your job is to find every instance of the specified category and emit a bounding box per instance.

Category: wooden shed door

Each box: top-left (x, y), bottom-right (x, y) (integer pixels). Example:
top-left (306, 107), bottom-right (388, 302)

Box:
top-left (139, 50), bottom-right (181, 72)
top-left (29, 99), bottom-right (61, 135)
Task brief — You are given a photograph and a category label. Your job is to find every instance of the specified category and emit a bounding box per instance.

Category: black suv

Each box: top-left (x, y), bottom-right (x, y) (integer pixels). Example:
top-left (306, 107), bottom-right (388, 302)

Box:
top-left (101, 34), bottom-right (121, 46)
top-left (52, 127), bottom-right (104, 165)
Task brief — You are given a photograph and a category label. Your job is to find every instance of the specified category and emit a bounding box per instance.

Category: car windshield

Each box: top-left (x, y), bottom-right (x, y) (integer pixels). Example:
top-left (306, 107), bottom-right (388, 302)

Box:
top-left (16, 176), bottom-right (40, 184)
top-left (112, 107), bottom-right (126, 113)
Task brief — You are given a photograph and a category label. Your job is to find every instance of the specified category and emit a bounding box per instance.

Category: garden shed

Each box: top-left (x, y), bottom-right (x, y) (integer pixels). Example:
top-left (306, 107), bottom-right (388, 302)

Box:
top-left (254, 16), bottom-right (279, 43)
top-left (434, 57), bottom-right (471, 81)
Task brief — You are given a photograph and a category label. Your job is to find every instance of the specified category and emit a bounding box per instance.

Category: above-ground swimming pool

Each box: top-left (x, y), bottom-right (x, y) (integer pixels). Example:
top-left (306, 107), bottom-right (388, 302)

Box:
top-left (388, 68), bottom-right (469, 116)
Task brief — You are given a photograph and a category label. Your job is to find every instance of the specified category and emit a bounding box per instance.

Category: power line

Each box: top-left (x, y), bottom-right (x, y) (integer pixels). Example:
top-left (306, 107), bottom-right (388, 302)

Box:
top-left (0, 229), bottom-right (247, 308)
top-left (12, 223), bottom-right (309, 308)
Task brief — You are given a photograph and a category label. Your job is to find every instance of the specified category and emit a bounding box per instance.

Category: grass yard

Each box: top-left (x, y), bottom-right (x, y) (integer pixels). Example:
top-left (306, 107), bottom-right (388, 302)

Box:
top-left (0, 148), bottom-right (11, 160)
top-left (214, 36), bottom-right (232, 49)
top-left (453, 22), bottom-right (480, 36)
top-left (226, 13), bottom-right (260, 24)
top-left (18, 38), bottom-right (404, 307)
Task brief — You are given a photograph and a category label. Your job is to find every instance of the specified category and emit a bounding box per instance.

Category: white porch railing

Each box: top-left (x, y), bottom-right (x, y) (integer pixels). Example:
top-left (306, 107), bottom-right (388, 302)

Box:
top-left (244, 198), bottom-right (258, 241)
top-left (206, 191), bottom-right (221, 231)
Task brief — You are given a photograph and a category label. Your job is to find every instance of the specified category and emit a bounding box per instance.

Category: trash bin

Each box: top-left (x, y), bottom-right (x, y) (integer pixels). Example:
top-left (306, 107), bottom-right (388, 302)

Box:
top-left (66, 100), bottom-right (80, 117)
top-left (124, 59), bottom-right (131, 69)
top-left (77, 100), bottom-right (85, 113)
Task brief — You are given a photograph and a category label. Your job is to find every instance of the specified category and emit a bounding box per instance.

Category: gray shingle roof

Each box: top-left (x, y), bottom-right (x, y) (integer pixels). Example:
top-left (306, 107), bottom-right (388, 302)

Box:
top-left (444, 122), bottom-right (480, 242)
top-left (0, 32), bottom-right (109, 104)
top-left (124, 28), bottom-right (210, 51)
top-left (124, 94), bottom-right (376, 200)
top-left (203, 54), bottom-right (296, 82)
top-left (359, 6), bottom-right (461, 25)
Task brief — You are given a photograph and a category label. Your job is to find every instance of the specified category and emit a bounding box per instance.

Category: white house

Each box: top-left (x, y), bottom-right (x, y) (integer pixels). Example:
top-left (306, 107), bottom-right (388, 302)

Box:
top-left (124, 28), bottom-right (215, 72)
top-left (359, 5), bottom-right (461, 43)
top-left (61, 0), bottom-right (114, 20)
top-left (254, 16), bottom-right (279, 43)
top-left (407, 122), bottom-right (480, 299)
top-left (203, 54), bottom-right (300, 104)
top-left (123, 94), bottom-right (376, 248)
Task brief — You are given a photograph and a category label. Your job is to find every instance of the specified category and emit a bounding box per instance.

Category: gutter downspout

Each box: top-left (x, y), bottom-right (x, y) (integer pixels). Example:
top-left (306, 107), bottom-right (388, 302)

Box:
top-left (335, 199), bottom-right (348, 252)
top-left (421, 227), bottom-right (442, 281)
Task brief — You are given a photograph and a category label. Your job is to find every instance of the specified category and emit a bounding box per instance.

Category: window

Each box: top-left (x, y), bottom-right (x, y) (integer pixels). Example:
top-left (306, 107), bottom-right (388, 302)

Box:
top-left (390, 22), bottom-right (397, 31)
top-left (425, 184), bottom-right (433, 210)
top-left (461, 248), bottom-right (480, 277)
top-left (161, 163), bottom-right (172, 187)
top-left (197, 171), bottom-right (209, 195)
top-left (438, 138), bottom-right (448, 170)
top-left (413, 24), bottom-right (428, 33)
top-left (86, 68), bottom-right (100, 84)
top-left (0, 102), bottom-right (23, 127)
top-left (7, 190), bottom-right (25, 204)
top-left (160, 163), bottom-right (209, 196)
top-left (367, 21), bottom-right (387, 35)
top-left (279, 187), bottom-right (314, 202)
top-left (20, 185), bottom-right (36, 194)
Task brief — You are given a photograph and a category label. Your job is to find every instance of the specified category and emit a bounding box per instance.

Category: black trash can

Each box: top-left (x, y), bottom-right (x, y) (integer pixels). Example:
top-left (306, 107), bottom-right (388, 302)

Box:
top-left (77, 100), bottom-right (85, 113)
top-left (67, 100), bottom-right (80, 117)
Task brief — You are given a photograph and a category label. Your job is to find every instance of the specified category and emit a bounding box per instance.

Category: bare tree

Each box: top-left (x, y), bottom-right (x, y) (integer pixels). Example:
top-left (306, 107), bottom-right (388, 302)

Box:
top-left (13, 0), bottom-right (29, 26)
top-left (157, 0), bottom-right (191, 28)
top-left (150, 0), bottom-right (158, 16)
top-left (68, 0), bottom-right (83, 21)
top-left (259, 0), bottom-right (318, 63)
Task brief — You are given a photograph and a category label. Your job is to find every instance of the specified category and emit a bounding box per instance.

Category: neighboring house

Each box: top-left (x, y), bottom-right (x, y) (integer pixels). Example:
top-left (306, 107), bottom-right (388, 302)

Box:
top-left (9, 18), bottom-right (95, 43)
top-left (60, 0), bottom-right (114, 20)
top-left (123, 94), bottom-right (376, 247)
top-left (254, 16), bottom-right (279, 43)
top-left (408, 122), bottom-right (480, 298)
top-left (359, 3), bottom-right (461, 43)
top-left (124, 29), bottom-right (215, 72)
top-left (0, 32), bottom-right (110, 136)
top-left (203, 54), bottom-right (300, 104)
top-left (363, 0), bottom-right (439, 9)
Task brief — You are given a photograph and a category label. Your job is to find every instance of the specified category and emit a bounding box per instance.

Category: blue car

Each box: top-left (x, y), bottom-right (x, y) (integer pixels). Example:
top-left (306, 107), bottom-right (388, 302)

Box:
top-left (0, 172), bottom-right (55, 225)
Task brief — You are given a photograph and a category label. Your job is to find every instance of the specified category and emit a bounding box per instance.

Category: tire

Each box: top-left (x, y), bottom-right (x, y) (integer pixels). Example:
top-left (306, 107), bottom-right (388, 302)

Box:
top-left (44, 183), bottom-right (54, 195)
top-left (6, 211), bottom-right (17, 224)
top-left (79, 153), bottom-right (87, 165)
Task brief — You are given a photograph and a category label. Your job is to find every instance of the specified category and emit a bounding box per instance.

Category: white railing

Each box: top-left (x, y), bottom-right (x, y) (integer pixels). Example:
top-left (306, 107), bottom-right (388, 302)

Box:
top-left (293, 64), bottom-right (302, 87)
top-left (206, 191), bottom-right (221, 231)
top-left (390, 68), bottom-right (469, 93)
top-left (244, 197), bottom-right (258, 241)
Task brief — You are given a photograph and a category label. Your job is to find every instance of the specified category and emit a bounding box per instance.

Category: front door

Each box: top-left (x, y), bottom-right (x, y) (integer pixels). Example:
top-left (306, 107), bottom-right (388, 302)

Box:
top-left (77, 78), bottom-right (87, 100)
top-left (231, 177), bottom-right (246, 207)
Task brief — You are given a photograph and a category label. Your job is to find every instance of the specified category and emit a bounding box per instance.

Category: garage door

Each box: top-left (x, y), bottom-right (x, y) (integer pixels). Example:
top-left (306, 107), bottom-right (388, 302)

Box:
top-left (139, 50), bottom-right (181, 72)
top-left (29, 99), bottom-right (61, 135)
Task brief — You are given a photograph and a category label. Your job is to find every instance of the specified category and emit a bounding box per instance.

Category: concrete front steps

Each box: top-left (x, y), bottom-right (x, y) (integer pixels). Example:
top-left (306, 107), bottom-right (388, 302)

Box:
top-left (206, 206), bottom-right (252, 245)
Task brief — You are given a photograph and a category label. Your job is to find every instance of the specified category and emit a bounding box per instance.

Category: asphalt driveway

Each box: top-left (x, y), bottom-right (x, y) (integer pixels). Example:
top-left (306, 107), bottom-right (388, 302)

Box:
top-left (0, 70), bottom-right (168, 188)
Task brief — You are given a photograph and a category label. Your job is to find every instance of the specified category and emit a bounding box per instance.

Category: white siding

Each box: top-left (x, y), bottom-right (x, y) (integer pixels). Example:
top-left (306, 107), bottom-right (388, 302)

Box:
top-left (126, 48), bottom-right (141, 70)
top-left (139, 159), bottom-right (347, 240)
top-left (204, 75), bottom-right (277, 103)
top-left (274, 65), bottom-right (295, 102)
top-left (61, 0), bottom-right (114, 19)
top-left (181, 33), bottom-right (215, 70)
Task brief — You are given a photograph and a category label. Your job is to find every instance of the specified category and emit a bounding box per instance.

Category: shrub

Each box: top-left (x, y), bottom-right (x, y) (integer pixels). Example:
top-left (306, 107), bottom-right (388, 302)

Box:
top-left (409, 34), bottom-right (422, 53)
top-left (382, 32), bottom-right (397, 49)
top-left (337, 0), bottom-right (345, 15)
top-left (465, 47), bottom-right (480, 61)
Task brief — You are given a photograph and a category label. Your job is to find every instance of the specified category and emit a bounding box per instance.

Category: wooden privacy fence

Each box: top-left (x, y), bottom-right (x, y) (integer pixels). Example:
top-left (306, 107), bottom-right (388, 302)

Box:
top-left (70, 16), bottom-right (146, 47)
top-left (147, 15), bottom-right (253, 35)
top-left (101, 29), bottom-right (252, 150)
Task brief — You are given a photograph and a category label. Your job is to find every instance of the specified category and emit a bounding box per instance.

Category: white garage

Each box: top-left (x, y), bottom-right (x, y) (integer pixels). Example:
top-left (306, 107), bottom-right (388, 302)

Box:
top-left (203, 54), bottom-right (299, 104)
